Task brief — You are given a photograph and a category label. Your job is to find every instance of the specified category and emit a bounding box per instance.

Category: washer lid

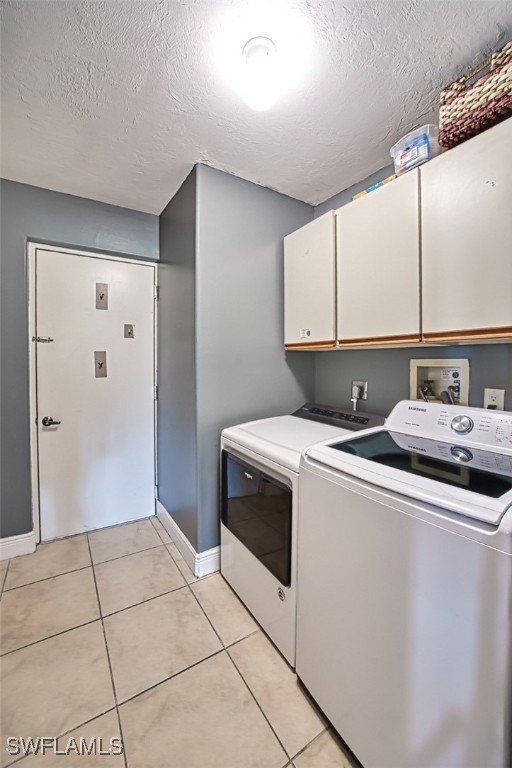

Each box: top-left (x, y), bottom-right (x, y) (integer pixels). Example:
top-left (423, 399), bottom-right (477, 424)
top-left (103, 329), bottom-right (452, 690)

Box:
top-left (305, 427), bottom-right (512, 526)
top-left (222, 415), bottom-right (350, 472)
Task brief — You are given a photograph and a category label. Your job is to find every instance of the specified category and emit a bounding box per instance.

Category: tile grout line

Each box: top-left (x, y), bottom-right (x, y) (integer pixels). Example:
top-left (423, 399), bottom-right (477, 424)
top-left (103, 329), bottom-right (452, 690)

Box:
top-left (185, 579), bottom-right (226, 648)
top-left (2, 563), bottom-right (92, 593)
top-left (320, 727), bottom-right (361, 768)
top-left (225, 627), bottom-right (260, 650)
top-left (0, 515), bottom-right (160, 595)
top-left (90, 542), bottom-right (166, 568)
top-left (0, 559), bottom-right (11, 598)
top-left (177, 558), bottom-right (264, 654)
top-left (149, 515), bottom-right (171, 545)
top-left (86, 533), bottom-right (129, 768)
top-left (116, 647), bottom-right (226, 708)
top-left (2, 549), bottom-right (232, 748)
top-left (1, 516), bottom-right (328, 767)
top-left (290, 725), bottom-right (359, 767)
top-left (287, 726), bottom-right (330, 764)
top-left (96, 582), bottom-right (188, 620)
top-left (0, 616), bottom-right (102, 658)
top-left (225, 646), bottom-right (292, 762)
top-left (3, 540), bottom-right (172, 594)
top-left (179, 564), bottom-right (291, 754)
top-left (3, 614), bottom-right (327, 766)
top-left (1, 552), bottom-right (218, 657)
top-left (0, 577), bottom-right (193, 658)
top-left (3, 516), bottom-right (163, 593)
top-left (185, 573), bottom-right (260, 654)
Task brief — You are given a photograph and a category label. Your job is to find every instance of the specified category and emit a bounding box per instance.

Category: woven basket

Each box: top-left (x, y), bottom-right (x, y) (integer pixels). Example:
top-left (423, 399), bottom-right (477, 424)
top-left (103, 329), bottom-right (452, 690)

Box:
top-left (439, 41), bottom-right (512, 149)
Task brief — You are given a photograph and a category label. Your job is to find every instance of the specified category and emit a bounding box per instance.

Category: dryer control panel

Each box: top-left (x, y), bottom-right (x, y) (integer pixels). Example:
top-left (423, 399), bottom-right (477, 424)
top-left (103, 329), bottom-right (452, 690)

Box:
top-left (293, 402), bottom-right (385, 431)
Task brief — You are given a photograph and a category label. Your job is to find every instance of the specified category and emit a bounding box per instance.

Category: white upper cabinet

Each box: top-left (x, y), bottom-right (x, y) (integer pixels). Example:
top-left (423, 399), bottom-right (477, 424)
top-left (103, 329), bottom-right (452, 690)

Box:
top-left (284, 211), bottom-right (336, 347)
top-left (283, 118), bottom-right (511, 350)
top-left (421, 118), bottom-right (512, 341)
top-left (336, 170), bottom-right (421, 344)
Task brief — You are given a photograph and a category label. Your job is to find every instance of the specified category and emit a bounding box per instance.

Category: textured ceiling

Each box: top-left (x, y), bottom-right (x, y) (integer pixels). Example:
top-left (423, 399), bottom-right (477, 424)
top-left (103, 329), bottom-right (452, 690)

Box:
top-left (1, 1), bottom-right (511, 214)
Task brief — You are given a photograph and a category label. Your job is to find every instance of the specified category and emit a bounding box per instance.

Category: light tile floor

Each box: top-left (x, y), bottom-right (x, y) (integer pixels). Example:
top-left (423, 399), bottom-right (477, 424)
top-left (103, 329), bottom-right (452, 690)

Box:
top-left (0, 517), bottom-right (358, 768)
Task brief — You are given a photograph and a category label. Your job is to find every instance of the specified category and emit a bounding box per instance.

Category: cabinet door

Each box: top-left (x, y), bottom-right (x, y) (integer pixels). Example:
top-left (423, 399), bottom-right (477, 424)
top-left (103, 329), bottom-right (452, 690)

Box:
top-left (421, 118), bottom-right (512, 341)
top-left (284, 211), bottom-right (335, 348)
top-left (336, 170), bottom-right (420, 345)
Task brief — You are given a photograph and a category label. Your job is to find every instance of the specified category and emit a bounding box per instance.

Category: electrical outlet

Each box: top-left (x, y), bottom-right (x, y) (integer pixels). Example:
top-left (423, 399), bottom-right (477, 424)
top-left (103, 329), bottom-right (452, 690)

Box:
top-left (483, 388), bottom-right (505, 410)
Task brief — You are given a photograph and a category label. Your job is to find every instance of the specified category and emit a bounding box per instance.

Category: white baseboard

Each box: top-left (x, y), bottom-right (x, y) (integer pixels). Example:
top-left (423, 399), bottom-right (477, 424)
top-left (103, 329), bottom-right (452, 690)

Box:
top-left (0, 530), bottom-right (36, 561)
top-left (194, 545), bottom-right (221, 578)
top-left (156, 501), bottom-right (219, 578)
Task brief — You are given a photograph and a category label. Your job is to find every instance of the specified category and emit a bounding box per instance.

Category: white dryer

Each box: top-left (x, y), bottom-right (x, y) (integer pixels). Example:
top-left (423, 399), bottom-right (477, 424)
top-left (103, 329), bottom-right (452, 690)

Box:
top-left (220, 403), bottom-right (384, 666)
top-left (296, 400), bottom-right (512, 768)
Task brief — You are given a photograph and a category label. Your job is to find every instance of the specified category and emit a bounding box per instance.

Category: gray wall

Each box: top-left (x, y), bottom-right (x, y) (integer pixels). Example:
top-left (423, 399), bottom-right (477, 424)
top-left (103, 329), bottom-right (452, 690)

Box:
top-left (194, 164), bottom-right (313, 552)
top-left (312, 167), bottom-right (511, 415)
top-left (157, 169), bottom-right (199, 550)
top-left (314, 344), bottom-right (512, 417)
top-left (0, 179), bottom-right (159, 539)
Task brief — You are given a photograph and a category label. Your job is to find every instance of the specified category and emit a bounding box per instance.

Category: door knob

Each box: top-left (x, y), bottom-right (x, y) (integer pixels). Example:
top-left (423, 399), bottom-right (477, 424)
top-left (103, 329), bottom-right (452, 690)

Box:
top-left (42, 416), bottom-right (61, 427)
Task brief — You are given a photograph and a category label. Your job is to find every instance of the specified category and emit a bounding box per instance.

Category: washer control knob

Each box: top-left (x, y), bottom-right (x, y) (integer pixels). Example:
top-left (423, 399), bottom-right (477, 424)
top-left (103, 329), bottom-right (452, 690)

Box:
top-left (451, 446), bottom-right (473, 463)
top-left (451, 415), bottom-right (474, 434)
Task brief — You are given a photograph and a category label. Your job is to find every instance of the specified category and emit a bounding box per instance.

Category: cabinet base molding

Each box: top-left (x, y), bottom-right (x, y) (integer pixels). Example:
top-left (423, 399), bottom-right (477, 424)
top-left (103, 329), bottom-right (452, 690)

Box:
top-left (285, 340), bottom-right (336, 350)
top-left (424, 327), bottom-right (512, 343)
top-left (338, 333), bottom-right (421, 346)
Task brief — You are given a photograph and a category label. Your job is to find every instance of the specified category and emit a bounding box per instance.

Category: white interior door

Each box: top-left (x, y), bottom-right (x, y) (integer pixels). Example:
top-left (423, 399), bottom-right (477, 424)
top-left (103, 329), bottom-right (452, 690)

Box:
top-left (35, 248), bottom-right (156, 541)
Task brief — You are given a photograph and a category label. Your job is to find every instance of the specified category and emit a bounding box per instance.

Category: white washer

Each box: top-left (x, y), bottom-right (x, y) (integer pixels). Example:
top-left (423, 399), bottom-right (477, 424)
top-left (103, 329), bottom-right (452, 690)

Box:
top-left (220, 402), bottom-right (384, 666)
top-left (296, 400), bottom-right (512, 768)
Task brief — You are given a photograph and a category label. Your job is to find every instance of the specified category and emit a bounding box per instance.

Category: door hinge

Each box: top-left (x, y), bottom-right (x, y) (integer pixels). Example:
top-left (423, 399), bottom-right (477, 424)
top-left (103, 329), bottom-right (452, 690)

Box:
top-left (154, 285), bottom-right (160, 300)
top-left (154, 385), bottom-right (158, 400)
top-left (154, 485), bottom-right (159, 500)
top-left (32, 336), bottom-right (54, 343)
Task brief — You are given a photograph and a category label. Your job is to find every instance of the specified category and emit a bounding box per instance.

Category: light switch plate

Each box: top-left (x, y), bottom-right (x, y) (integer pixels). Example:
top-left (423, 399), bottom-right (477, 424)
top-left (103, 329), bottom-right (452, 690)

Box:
top-left (94, 351), bottom-right (107, 378)
top-left (96, 283), bottom-right (108, 310)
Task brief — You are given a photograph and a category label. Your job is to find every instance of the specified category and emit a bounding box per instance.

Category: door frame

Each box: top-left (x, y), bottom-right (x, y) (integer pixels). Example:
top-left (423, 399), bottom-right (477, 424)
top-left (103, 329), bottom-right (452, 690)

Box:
top-left (28, 242), bottom-right (158, 543)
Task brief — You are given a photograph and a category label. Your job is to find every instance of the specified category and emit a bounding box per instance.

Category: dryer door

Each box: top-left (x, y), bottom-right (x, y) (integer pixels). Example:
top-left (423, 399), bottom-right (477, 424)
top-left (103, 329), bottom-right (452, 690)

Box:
top-left (221, 451), bottom-right (292, 586)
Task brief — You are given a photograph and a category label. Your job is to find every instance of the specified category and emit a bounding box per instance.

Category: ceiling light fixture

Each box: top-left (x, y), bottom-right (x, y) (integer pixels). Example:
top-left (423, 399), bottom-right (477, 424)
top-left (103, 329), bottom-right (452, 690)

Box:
top-left (242, 36), bottom-right (280, 111)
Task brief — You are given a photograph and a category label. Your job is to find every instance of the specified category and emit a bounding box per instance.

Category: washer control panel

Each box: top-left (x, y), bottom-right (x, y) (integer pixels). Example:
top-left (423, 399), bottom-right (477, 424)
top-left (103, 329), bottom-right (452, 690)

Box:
top-left (391, 432), bottom-right (512, 476)
top-left (451, 415), bottom-right (474, 434)
top-left (450, 446), bottom-right (473, 463)
top-left (386, 400), bottom-right (512, 453)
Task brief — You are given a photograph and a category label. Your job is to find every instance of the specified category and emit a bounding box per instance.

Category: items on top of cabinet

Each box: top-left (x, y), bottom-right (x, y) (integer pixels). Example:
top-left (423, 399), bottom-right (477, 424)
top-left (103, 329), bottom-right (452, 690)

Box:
top-left (439, 40), bottom-right (512, 149)
top-left (351, 174), bottom-right (396, 201)
top-left (390, 124), bottom-right (441, 176)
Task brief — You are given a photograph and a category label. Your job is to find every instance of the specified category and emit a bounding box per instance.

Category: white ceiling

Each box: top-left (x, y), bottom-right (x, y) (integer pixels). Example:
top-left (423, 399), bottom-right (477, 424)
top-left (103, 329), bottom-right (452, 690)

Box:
top-left (1, 1), bottom-right (511, 214)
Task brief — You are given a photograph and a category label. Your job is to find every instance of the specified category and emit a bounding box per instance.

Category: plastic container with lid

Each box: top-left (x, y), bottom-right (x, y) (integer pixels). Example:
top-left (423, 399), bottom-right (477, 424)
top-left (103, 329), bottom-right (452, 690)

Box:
top-left (390, 125), bottom-right (440, 176)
